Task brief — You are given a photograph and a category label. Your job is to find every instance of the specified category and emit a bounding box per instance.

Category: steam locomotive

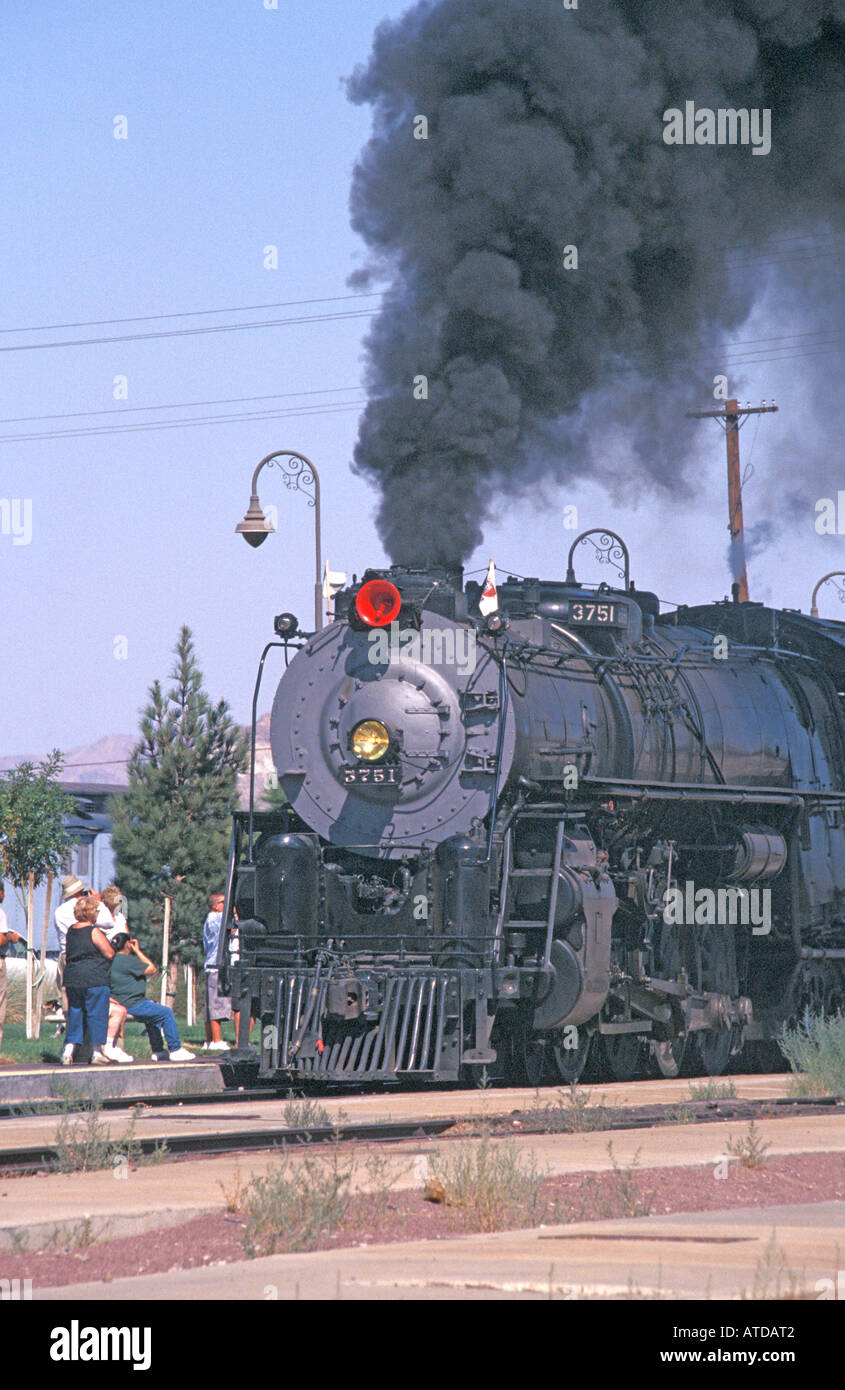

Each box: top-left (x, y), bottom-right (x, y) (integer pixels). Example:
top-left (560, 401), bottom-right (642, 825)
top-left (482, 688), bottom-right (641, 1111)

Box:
top-left (217, 533), bottom-right (845, 1085)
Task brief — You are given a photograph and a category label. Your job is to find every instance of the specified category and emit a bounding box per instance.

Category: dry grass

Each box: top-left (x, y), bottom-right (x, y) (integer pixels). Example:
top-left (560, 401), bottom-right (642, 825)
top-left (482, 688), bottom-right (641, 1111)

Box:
top-left (424, 1135), bottom-right (546, 1232)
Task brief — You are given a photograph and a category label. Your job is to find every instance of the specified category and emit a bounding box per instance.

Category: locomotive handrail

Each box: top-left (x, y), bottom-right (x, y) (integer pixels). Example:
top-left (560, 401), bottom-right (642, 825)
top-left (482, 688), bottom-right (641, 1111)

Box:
top-left (247, 640), bottom-right (288, 862)
top-left (486, 649), bottom-right (511, 861)
top-left (490, 636), bottom-right (822, 672)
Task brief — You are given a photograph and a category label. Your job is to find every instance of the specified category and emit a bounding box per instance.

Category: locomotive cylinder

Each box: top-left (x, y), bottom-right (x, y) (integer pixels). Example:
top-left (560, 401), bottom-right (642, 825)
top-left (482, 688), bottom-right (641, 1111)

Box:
top-left (729, 828), bottom-right (788, 883)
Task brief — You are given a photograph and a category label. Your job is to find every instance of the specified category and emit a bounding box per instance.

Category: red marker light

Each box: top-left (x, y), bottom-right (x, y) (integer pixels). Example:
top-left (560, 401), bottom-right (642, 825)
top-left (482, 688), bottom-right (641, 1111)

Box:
top-left (355, 578), bottom-right (402, 627)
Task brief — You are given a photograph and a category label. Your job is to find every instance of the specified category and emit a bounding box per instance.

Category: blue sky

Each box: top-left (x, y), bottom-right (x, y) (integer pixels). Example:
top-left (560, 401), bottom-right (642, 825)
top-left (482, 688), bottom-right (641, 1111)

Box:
top-left (1, 0), bottom-right (841, 758)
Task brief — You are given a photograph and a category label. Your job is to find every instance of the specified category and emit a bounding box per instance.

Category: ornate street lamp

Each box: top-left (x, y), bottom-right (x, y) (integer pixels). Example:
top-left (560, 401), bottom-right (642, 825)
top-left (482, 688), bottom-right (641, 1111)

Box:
top-left (236, 450), bottom-right (322, 630)
top-left (810, 572), bottom-right (845, 619)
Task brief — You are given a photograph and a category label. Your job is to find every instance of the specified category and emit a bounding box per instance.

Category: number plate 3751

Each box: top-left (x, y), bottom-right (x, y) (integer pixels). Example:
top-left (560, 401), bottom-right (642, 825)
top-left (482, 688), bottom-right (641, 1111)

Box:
top-left (342, 765), bottom-right (399, 785)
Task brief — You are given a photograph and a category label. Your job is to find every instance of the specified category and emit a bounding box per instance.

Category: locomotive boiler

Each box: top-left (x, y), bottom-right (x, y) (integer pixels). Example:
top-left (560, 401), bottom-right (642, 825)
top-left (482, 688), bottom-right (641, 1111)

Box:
top-left (217, 531), bottom-right (845, 1085)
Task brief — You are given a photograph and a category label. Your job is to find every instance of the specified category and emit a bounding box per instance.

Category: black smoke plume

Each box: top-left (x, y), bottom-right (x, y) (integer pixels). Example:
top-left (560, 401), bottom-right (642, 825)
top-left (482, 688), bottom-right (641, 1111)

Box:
top-left (347, 0), bottom-right (844, 564)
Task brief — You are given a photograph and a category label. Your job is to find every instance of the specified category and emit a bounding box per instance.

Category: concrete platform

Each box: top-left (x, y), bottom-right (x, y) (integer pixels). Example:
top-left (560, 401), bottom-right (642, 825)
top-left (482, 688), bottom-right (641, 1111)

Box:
top-left (0, 1063), bottom-right (795, 1110)
top-left (0, 1061), bottom-right (225, 1104)
top-left (3, 1112), bottom-right (844, 1252)
top-left (32, 1200), bottom-right (845, 1300)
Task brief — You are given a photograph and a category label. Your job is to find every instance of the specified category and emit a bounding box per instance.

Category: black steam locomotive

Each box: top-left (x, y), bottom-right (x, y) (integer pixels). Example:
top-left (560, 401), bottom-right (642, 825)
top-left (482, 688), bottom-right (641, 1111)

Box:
top-left (218, 531), bottom-right (845, 1085)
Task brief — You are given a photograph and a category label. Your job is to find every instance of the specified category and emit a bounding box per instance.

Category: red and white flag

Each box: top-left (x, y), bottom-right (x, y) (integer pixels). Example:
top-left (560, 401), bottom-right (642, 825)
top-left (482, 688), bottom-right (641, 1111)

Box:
top-left (479, 558), bottom-right (498, 616)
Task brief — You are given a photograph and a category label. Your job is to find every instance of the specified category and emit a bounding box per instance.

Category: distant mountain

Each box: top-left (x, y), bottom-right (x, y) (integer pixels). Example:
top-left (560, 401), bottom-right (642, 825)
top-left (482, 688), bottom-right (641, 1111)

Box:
top-left (0, 713), bottom-right (274, 811)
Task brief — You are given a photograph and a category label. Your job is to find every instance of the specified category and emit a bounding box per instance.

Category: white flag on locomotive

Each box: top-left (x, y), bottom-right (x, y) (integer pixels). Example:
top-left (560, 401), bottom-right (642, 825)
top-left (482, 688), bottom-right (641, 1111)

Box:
top-left (479, 558), bottom-right (498, 616)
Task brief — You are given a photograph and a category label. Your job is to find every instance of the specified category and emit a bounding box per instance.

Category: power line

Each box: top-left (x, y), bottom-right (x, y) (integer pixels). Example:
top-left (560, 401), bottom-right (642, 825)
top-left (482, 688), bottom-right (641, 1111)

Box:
top-left (0, 399), bottom-right (367, 444)
top-left (0, 306), bottom-right (378, 354)
top-left (710, 326), bottom-right (845, 351)
top-left (0, 291), bottom-right (384, 335)
top-left (0, 385), bottom-right (362, 427)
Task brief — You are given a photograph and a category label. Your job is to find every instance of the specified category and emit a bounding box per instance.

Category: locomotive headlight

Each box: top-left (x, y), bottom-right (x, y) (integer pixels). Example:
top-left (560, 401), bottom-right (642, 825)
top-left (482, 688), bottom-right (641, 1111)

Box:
top-left (351, 719), bottom-right (391, 762)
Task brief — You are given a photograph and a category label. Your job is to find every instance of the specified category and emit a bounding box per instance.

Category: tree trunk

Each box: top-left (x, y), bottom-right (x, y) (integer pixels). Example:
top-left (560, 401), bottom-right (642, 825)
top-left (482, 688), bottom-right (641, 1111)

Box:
top-left (25, 872), bottom-right (35, 1039)
top-left (160, 897), bottom-right (171, 1006)
top-left (166, 958), bottom-right (179, 1012)
top-left (32, 869), bottom-right (53, 1040)
top-left (185, 962), bottom-right (195, 1027)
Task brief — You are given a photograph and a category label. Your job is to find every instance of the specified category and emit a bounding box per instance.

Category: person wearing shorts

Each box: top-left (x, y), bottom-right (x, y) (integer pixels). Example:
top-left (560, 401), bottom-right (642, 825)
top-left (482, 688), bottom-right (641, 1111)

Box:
top-left (202, 893), bottom-right (231, 1051)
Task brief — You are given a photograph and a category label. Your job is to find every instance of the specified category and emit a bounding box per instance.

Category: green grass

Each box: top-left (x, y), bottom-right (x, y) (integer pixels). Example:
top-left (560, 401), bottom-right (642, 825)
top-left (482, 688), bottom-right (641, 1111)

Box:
top-left (0, 1017), bottom-right (238, 1066)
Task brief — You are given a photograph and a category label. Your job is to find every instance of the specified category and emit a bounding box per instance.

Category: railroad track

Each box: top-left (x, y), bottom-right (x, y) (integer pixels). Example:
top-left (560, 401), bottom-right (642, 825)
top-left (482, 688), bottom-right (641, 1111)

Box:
top-left (0, 1115), bottom-right (459, 1173)
top-left (0, 1086), bottom-right (290, 1120)
top-left (0, 1093), bottom-right (840, 1175)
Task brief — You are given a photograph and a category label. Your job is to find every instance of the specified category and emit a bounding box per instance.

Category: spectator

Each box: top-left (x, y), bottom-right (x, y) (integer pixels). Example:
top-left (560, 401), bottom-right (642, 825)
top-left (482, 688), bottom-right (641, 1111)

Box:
top-left (62, 897), bottom-right (128, 1065)
top-left (88, 891), bottom-right (115, 933)
top-left (202, 892), bottom-right (231, 1051)
top-left (54, 875), bottom-right (87, 1017)
top-left (109, 933), bottom-right (196, 1061)
top-left (98, 886), bottom-right (131, 1052)
top-left (0, 885), bottom-right (23, 1056)
top-left (101, 886), bottom-right (128, 942)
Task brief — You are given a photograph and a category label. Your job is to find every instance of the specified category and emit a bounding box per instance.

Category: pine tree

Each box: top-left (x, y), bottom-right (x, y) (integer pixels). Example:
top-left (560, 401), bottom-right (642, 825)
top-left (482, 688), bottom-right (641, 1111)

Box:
top-left (110, 627), bottom-right (248, 965)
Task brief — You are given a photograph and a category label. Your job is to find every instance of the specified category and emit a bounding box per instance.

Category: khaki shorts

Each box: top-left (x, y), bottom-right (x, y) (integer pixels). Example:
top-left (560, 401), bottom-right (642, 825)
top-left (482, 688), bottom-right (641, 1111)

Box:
top-left (204, 969), bottom-right (231, 1022)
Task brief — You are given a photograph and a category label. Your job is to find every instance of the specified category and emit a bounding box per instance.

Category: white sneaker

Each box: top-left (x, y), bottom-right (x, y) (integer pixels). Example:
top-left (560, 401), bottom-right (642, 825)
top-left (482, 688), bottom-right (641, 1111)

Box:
top-left (167, 1047), bottom-right (198, 1062)
top-left (104, 1044), bottom-right (134, 1063)
top-left (208, 1040), bottom-right (230, 1052)
top-left (61, 1044), bottom-right (74, 1066)
top-left (91, 1049), bottom-right (111, 1064)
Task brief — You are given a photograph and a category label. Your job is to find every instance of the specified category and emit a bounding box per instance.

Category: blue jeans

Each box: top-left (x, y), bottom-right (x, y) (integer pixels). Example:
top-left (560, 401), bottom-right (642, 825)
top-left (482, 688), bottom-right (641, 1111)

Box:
top-left (127, 999), bottom-right (181, 1053)
top-left (66, 984), bottom-right (110, 1046)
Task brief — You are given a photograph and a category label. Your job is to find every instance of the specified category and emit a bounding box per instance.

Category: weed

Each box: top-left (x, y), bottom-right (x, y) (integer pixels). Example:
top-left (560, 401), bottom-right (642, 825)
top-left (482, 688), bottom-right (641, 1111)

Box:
top-left (664, 1103), bottom-right (696, 1125)
top-left (354, 1148), bottom-right (412, 1235)
top-left (556, 1143), bottom-right (655, 1222)
top-left (524, 1085), bottom-right (610, 1134)
top-left (424, 1135), bottom-right (547, 1232)
top-left (8, 1227), bottom-right (30, 1254)
top-left (220, 1163), bottom-right (251, 1214)
top-left (240, 1145), bottom-right (352, 1255)
top-left (725, 1120), bottom-right (771, 1170)
top-left (283, 1096), bottom-right (334, 1130)
top-left (743, 1230), bottom-right (802, 1300)
top-left (780, 1011), bottom-right (845, 1097)
top-left (165, 1077), bottom-right (211, 1098)
top-left (687, 1079), bottom-right (737, 1102)
top-left (64, 1216), bottom-right (100, 1250)
top-left (52, 1101), bottom-right (151, 1173)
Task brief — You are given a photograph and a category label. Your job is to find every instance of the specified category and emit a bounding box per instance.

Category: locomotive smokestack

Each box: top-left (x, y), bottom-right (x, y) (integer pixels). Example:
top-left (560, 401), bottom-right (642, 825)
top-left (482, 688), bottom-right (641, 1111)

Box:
top-left (347, 1), bottom-right (844, 564)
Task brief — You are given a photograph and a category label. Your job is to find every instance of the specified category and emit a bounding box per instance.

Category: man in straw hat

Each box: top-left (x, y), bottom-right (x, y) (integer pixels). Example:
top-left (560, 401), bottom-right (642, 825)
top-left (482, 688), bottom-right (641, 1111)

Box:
top-left (54, 875), bottom-right (88, 1027)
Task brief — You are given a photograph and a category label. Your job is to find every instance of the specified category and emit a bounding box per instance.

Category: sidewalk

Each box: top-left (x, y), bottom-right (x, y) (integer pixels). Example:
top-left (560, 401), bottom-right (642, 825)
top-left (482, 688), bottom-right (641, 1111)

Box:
top-left (32, 1200), bottom-right (845, 1301)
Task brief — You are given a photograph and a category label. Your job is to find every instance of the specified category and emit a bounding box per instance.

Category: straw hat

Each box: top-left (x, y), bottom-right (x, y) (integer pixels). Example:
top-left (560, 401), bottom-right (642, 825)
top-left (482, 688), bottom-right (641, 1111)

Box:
top-left (60, 875), bottom-right (85, 900)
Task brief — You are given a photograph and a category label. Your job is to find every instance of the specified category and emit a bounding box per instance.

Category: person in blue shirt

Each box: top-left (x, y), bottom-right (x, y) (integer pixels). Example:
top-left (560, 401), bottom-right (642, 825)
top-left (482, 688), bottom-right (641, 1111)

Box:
top-left (202, 892), bottom-right (231, 1051)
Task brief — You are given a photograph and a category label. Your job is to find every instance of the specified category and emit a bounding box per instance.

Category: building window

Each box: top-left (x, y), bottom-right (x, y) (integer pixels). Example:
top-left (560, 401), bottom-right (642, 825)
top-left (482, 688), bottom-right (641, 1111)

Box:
top-left (74, 842), bottom-right (91, 878)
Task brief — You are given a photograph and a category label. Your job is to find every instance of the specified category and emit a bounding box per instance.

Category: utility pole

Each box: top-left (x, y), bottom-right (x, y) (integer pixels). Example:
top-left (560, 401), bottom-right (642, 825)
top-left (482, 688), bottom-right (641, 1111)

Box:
top-left (686, 399), bottom-right (778, 603)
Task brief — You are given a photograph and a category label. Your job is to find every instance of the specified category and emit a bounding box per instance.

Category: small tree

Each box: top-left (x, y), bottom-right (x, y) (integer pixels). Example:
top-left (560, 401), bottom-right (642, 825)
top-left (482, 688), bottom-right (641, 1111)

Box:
top-left (111, 627), bottom-right (248, 970)
top-left (262, 783), bottom-right (288, 811)
top-left (0, 752), bottom-right (74, 1036)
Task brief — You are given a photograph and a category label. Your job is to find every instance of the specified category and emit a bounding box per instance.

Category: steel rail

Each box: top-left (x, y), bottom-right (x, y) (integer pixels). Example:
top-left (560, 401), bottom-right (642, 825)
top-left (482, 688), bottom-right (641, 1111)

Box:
top-left (0, 1095), bottom-right (840, 1174)
top-left (0, 1116), bottom-right (459, 1173)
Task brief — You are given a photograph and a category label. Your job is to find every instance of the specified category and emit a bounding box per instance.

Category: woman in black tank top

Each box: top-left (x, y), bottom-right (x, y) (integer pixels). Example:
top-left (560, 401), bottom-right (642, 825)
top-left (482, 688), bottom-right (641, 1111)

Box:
top-left (62, 897), bottom-right (115, 1065)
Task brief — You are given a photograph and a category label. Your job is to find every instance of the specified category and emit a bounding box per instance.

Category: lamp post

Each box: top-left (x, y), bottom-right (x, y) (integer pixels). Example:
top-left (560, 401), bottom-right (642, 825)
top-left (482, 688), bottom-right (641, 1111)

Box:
top-left (810, 572), bottom-right (845, 619)
top-left (236, 450), bottom-right (322, 630)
